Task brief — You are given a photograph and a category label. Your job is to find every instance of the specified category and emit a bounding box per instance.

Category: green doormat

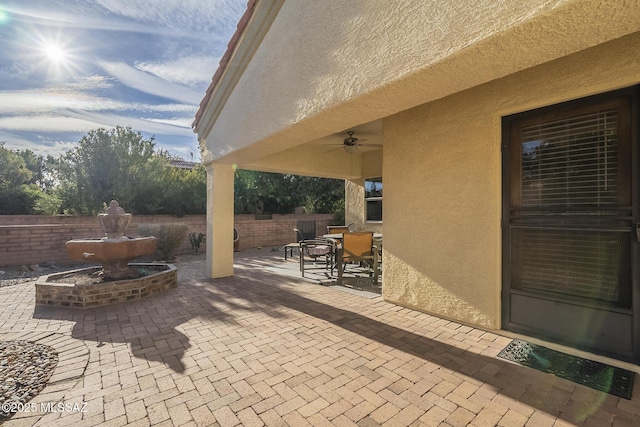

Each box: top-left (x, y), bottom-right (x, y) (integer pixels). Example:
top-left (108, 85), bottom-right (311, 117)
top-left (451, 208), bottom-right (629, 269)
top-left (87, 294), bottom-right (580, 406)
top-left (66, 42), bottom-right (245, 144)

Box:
top-left (498, 339), bottom-right (635, 400)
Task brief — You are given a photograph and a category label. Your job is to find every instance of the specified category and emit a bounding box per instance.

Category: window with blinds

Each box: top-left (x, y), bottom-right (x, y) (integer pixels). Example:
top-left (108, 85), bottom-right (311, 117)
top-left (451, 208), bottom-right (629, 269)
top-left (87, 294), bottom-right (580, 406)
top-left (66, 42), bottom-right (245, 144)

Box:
top-left (504, 89), bottom-right (634, 310)
top-left (520, 110), bottom-right (618, 207)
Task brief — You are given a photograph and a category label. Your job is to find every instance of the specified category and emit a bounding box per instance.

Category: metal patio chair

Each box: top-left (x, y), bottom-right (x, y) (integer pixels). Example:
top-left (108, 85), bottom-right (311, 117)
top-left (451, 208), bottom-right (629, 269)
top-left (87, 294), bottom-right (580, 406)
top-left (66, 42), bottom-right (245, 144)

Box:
top-left (336, 231), bottom-right (379, 286)
top-left (296, 229), bottom-right (334, 277)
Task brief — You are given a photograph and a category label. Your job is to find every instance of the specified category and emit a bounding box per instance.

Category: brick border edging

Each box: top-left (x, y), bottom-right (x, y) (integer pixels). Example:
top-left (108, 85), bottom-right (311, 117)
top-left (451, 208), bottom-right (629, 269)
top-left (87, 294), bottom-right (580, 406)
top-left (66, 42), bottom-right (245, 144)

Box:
top-left (35, 264), bottom-right (177, 308)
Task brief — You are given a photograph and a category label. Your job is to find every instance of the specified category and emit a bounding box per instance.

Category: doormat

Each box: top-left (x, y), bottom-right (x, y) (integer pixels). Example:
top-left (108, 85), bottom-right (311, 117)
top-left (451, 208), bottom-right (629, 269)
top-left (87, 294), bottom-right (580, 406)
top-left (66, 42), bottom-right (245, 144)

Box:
top-left (497, 339), bottom-right (635, 400)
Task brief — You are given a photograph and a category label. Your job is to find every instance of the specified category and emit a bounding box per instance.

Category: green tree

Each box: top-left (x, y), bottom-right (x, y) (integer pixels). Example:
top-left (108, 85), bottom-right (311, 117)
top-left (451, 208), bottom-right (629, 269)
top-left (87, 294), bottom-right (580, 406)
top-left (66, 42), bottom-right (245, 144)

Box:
top-left (234, 169), bottom-right (344, 217)
top-left (123, 152), bottom-right (206, 216)
top-left (56, 127), bottom-right (155, 215)
top-left (0, 143), bottom-right (32, 191)
top-left (125, 154), bottom-right (172, 214)
top-left (0, 144), bottom-right (61, 214)
top-left (16, 149), bottom-right (58, 191)
top-left (171, 164), bottom-right (207, 215)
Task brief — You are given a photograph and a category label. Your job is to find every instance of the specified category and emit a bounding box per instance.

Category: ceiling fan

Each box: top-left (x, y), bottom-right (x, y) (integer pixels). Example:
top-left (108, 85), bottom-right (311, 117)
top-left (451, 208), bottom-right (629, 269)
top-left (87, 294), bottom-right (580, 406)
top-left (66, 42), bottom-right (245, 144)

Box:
top-left (325, 131), bottom-right (380, 153)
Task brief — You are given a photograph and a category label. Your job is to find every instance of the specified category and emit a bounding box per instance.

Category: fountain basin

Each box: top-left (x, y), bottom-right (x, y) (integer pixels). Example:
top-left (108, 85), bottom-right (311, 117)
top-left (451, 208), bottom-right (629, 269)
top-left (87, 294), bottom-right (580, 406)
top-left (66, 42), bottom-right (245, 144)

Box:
top-left (65, 236), bottom-right (157, 279)
top-left (35, 263), bottom-right (176, 308)
top-left (66, 237), bottom-right (157, 264)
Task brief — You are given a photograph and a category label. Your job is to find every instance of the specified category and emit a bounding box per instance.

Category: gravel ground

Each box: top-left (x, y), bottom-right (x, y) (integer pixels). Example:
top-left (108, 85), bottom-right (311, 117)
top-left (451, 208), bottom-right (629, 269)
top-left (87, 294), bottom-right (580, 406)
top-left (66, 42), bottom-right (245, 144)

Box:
top-left (0, 262), bottom-right (98, 288)
top-left (0, 341), bottom-right (59, 421)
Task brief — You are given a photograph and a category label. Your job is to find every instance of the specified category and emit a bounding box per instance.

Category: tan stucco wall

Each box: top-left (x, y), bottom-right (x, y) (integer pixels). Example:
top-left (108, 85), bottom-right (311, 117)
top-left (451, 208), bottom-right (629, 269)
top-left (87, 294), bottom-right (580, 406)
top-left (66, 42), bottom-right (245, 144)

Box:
top-left (382, 32), bottom-right (640, 329)
top-left (199, 0), bottom-right (640, 169)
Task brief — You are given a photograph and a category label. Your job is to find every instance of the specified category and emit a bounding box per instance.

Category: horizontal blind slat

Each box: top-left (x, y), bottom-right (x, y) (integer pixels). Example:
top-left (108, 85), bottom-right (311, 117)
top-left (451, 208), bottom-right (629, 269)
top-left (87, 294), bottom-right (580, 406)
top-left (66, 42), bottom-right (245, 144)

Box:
top-left (511, 228), bottom-right (630, 307)
top-left (520, 109), bottom-right (618, 207)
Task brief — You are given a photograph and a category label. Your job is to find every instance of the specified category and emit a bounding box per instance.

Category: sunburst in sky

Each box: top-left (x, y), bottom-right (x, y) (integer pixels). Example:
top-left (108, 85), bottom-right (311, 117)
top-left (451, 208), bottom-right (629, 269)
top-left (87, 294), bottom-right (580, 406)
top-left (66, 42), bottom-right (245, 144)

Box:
top-left (0, 0), bottom-right (246, 159)
top-left (43, 43), bottom-right (66, 63)
top-left (30, 30), bottom-right (82, 81)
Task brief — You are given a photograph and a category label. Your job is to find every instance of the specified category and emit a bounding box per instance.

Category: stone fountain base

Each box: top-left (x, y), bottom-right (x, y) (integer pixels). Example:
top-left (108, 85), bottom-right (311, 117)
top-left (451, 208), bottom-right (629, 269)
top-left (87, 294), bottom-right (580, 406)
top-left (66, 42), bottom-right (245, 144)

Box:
top-left (35, 263), bottom-right (177, 308)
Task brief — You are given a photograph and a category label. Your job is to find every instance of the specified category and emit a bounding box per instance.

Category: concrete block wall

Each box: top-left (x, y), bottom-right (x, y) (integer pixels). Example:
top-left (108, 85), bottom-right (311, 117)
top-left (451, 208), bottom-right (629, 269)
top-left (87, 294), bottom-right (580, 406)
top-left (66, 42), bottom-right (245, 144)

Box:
top-left (0, 215), bottom-right (207, 267)
top-left (233, 214), bottom-right (334, 250)
top-left (0, 214), bottom-right (334, 267)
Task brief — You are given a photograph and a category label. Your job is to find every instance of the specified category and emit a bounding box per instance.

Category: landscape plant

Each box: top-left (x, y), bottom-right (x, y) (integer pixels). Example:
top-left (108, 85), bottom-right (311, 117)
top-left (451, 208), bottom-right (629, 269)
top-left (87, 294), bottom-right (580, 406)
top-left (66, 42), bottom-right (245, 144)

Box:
top-left (138, 223), bottom-right (189, 261)
top-left (0, 144), bottom-right (60, 214)
top-left (189, 232), bottom-right (205, 254)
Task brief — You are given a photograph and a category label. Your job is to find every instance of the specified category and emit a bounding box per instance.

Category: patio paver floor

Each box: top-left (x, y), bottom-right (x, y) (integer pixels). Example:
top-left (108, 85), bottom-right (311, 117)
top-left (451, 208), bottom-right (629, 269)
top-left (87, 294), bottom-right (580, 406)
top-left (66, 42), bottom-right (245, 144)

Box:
top-left (1, 248), bottom-right (639, 426)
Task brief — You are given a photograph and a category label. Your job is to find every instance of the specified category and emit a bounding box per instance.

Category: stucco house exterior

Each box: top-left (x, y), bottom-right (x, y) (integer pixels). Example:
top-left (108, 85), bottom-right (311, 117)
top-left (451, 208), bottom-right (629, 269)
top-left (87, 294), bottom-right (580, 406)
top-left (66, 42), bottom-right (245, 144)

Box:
top-left (193, 0), bottom-right (640, 364)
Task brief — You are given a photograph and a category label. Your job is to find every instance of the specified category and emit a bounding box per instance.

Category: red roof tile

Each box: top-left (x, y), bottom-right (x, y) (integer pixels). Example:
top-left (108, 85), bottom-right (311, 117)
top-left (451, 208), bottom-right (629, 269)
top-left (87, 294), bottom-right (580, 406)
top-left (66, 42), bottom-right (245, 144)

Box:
top-left (192, 0), bottom-right (257, 130)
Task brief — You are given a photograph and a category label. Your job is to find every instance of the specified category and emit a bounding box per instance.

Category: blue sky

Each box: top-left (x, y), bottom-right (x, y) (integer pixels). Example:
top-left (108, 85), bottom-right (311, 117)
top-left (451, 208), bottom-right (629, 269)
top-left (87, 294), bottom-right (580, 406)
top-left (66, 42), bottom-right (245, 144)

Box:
top-left (0, 0), bottom-right (246, 161)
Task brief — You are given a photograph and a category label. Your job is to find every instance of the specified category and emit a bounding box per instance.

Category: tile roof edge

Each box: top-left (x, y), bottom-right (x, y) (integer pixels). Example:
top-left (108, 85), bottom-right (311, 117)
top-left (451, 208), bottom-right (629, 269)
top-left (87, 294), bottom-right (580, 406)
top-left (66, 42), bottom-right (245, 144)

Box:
top-left (192, 0), bottom-right (257, 130)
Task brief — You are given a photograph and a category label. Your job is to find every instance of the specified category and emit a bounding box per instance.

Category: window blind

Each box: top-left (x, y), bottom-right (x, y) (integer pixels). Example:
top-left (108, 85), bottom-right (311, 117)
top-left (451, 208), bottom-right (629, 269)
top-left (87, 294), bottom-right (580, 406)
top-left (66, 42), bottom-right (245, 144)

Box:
top-left (512, 228), bottom-right (631, 308)
top-left (521, 110), bottom-right (618, 207)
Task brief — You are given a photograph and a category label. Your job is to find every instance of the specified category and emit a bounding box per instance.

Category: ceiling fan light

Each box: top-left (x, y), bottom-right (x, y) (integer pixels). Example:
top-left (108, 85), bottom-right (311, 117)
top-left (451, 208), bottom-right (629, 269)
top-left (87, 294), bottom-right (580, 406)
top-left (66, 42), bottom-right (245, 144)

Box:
top-left (344, 145), bottom-right (356, 154)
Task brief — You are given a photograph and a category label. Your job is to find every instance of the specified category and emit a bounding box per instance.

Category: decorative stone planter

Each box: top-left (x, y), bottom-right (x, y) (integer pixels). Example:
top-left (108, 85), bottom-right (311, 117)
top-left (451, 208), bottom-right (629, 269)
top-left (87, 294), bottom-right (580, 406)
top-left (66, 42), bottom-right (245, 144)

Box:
top-left (35, 263), bottom-right (177, 308)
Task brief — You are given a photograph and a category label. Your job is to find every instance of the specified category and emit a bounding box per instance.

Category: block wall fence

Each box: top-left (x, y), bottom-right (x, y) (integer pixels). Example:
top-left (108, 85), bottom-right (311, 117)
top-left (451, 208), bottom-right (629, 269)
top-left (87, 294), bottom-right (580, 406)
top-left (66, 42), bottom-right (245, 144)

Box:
top-left (0, 214), bottom-right (334, 267)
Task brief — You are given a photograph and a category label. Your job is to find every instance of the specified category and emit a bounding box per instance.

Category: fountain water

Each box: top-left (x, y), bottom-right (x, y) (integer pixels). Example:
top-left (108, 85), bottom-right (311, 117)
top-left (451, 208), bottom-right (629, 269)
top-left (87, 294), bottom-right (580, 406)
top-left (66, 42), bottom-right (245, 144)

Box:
top-left (65, 200), bottom-right (157, 279)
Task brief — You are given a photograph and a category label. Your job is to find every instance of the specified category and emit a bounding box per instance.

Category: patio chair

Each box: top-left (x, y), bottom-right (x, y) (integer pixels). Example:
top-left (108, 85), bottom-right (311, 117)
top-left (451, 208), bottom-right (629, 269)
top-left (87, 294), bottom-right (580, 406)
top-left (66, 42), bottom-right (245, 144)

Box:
top-left (326, 224), bottom-right (353, 234)
top-left (296, 229), bottom-right (334, 278)
top-left (336, 231), bottom-right (379, 286)
top-left (284, 228), bottom-right (301, 260)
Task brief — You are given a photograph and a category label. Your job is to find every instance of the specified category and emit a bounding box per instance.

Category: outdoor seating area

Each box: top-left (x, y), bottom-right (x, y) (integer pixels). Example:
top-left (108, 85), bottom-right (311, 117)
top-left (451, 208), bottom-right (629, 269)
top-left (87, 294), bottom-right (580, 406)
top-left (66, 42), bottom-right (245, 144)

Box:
top-left (285, 226), bottom-right (382, 293)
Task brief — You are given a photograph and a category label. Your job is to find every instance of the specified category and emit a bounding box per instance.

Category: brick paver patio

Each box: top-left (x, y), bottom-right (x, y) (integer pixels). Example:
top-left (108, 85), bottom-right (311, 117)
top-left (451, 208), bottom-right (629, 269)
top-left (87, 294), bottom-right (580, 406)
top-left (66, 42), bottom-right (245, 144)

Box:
top-left (1, 249), bottom-right (639, 426)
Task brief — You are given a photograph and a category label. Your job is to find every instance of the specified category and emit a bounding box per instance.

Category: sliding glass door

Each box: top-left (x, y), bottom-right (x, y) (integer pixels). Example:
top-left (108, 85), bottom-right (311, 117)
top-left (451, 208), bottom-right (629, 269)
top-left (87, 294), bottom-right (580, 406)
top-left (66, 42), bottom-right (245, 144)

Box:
top-left (502, 87), bottom-right (639, 363)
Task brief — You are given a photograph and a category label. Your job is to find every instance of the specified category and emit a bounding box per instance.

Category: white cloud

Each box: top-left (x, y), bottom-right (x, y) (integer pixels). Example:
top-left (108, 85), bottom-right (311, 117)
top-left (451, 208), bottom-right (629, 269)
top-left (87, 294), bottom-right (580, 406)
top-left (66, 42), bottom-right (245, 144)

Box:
top-left (0, 131), bottom-right (78, 157)
top-left (0, 109), bottom-right (193, 135)
top-left (99, 61), bottom-right (203, 104)
top-left (3, 2), bottom-right (211, 40)
top-left (0, 89), bottom-right (196, 115)
top-left (145, 117), bottom-right (195, 128)
top-left (71, 111), bottom-right (194, 137)
top-left (136, 55), bottom-right (220, 87)
top-left (64, 75), bottom-right (113, 91)
top-left (0, 115), bottom-right (103, 133)
top-left (0, 91), bottom-right (118, 114)
top-left (93, 0), bottom-right (246, 33)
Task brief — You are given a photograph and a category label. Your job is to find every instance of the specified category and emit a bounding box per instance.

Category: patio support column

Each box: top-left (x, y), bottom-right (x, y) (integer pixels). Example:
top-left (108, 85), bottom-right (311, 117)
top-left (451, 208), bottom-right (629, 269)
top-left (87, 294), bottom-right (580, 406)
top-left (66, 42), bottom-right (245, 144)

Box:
top-left (205, 162), bottom-right (235, 278)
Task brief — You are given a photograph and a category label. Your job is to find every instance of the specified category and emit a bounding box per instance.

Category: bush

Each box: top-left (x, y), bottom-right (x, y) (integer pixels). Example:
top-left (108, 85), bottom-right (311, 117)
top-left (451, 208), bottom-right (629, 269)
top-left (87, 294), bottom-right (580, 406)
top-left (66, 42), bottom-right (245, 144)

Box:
top-left (138, 223), bottom-right (188, 261)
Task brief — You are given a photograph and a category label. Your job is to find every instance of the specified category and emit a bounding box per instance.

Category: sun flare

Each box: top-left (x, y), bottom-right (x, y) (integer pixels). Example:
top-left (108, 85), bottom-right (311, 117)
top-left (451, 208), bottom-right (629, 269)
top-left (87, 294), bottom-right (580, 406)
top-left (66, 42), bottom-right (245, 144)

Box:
top-left (43, 43), bottom-right (66, 64)
top-left (31, 32), bottom-right (82, 80)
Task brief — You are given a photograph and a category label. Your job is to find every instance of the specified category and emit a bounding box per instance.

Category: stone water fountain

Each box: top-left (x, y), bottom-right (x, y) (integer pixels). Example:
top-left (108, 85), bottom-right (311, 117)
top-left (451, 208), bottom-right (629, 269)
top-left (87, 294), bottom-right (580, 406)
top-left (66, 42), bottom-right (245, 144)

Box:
top-left (65, 200), bottom-right (157, 279)
top-left (35, 201), bottom-right (177, 308)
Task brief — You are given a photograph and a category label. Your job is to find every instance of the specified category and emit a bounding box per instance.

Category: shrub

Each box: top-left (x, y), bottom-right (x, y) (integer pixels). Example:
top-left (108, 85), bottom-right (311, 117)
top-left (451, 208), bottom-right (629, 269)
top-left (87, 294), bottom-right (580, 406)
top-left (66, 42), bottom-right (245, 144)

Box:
top-left (138, 223), bottom-right (188, 261)
top-left (189, 232), bottom-right (205, 254)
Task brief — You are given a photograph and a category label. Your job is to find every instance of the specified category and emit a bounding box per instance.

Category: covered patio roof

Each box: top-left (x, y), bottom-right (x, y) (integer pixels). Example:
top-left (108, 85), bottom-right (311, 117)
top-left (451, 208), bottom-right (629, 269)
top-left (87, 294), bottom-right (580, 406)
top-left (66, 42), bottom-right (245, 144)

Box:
top-left (192, 0), bottom-right (640, 180)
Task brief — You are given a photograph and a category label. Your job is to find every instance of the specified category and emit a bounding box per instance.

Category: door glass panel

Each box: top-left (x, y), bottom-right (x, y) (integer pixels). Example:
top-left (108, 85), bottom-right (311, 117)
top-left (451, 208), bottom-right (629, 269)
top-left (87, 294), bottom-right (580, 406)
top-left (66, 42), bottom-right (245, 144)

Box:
top-left (511, 228), bottom-right (631, 308)
top-left (504, 88), bottom-right (637, 360)
top-left (508, 94), bottom-right (633, 308)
